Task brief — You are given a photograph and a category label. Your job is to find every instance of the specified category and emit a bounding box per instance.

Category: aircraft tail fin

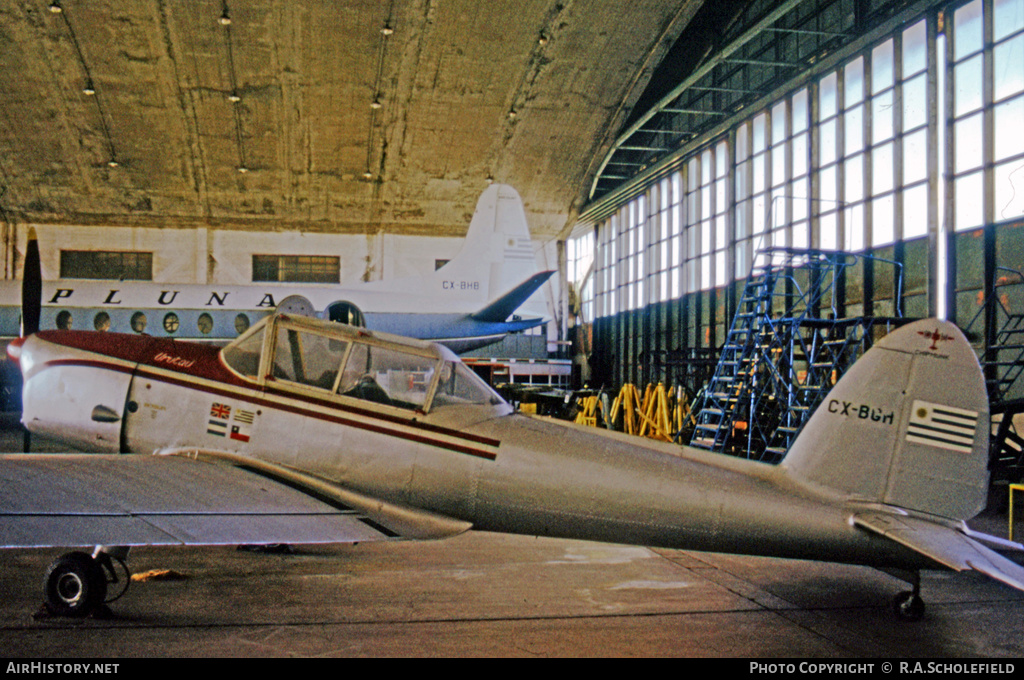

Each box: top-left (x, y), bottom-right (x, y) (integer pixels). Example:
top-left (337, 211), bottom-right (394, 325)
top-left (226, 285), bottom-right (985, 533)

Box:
top-left (783, 319), bottom-right (990, 522)
top-left (437, 184), bottom-right (538, 299)
top-left (471, 271), bottom-right (554, 323)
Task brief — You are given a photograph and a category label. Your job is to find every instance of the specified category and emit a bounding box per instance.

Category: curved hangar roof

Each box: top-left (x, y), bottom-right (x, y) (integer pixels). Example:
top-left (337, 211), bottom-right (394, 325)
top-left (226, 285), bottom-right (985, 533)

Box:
top-left (0, 0), bottom-right (705, 241)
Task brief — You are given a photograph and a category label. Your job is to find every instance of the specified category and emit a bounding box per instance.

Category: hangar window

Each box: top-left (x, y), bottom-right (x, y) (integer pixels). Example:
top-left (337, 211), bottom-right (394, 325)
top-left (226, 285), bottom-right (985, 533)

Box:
top-left (60, 251), bottom-right (152, 280)
top-left (252, 255), bottom-right (340, 283)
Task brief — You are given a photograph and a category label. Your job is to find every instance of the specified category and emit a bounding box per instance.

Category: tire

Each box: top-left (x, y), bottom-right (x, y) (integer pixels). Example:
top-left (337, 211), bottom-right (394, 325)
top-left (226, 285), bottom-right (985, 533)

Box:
top-left (42, 552), bottom-right (108, 617)
top-left (893, 590), bottom-right (925, 622)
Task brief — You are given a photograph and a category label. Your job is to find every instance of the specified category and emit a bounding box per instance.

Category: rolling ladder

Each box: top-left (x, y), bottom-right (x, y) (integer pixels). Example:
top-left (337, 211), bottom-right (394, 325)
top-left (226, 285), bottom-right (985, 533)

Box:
top-left (689, 248), bottom-right (904, 462)
top-left (966, 267), bottom-right (1024, 482)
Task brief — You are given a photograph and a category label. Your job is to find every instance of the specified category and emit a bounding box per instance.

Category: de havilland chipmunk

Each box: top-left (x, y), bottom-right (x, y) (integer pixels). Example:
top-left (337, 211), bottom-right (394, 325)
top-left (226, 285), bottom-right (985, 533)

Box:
top-left (0, 184), bottom-right (553, 354)
top-left (3, 305), bottom-right (1024, 621)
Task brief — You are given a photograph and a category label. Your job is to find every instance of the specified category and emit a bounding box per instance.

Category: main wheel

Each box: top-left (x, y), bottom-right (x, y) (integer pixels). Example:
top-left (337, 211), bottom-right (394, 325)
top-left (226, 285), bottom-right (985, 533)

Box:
top-left (42, 552), bottom-right (108, 617)
top-left (893, 590), bottom-right (925, 621)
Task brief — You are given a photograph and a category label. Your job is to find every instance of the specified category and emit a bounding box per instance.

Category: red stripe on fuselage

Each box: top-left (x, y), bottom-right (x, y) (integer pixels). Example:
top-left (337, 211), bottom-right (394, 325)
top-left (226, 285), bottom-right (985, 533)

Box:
top-left (32, 332), bottom-right (500, 460)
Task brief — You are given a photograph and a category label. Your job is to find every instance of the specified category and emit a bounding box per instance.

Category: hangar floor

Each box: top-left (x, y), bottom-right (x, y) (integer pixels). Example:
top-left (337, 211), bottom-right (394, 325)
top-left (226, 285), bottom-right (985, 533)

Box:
top-left (1, 425), bottom-right (1022, 658)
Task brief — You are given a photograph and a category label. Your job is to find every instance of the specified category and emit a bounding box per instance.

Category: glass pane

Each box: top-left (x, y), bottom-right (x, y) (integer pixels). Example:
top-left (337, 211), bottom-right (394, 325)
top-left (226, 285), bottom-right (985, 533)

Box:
top-left (772, 145), bottom-right (787, 187)
top-left (903, 184), bottom-right (929, 238)
top-left (955, 172), bottom-right (984, 231)
top-left (955, 112), bottom-right (984, 173)
top-left (845, 104), bottom-right (864, 153)
top-left (995, 161), bottom-right (1024, 219)
top-left (819, 72), bottom-right (838, 119)
top-left (994, 0), bottom-right (1024, 42)
top-left (846, 203), bottom-right (865, 251)
top-left (873, 142), bottom-right (894, 194)
top-left (819, 212), bottom-right (837, 250)
top-left (904, 129), bottom-right (928, 184)
top-left (433, 362), bottom-right (504, 408)
top-left (753, 113), bottom-right (767, 152)
top-left (339, 344), bottom-right (438, 409)
top-left (819, 119), bottom-right (837, 165)
top-left (273, 327), bottom-right (348, 390)
top-left (222, 325), bottom-right (264, 378)
top-left (845, 57), bottom-right (864, 105)
top-left (903, 74), bottom-right (928, 130)
top-left (736, 123), bottom-right (750, 159)
top-left (955, 55), bottom-right (983, 116)
top-left (994, 34), bottom-right (1024, 101)
top-left (873, 195), bottom-right (895, 246)
top-left (772, 102), bottom-right (787, 144)
top-left (994, 95), bottom-right (1024, 161)
top-left (792, 133), bottom-right (808, 177)
top-left (792, 88), bottom-right (809, 132)
top-left (902, 19), bottom-right (927, 76)
top-left (871, 89), bottom-right (895, 143)
top-left (954, 0), bottom-right (984, 61)
top-left (820, 164), bottom-right (838, 204)
top-left (845, 154), bottom-right (864, 203)
top-left (872, 40), bottom-right (894, 94)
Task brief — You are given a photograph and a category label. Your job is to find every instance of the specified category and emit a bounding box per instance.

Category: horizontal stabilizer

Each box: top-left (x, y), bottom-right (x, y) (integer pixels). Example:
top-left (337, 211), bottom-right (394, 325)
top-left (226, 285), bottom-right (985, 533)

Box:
top-left (471, 270), bottom-right (554, 323)
top-left (853, 512), bottom-right (1024, 591)
top-left (0, 452), bottom-right (471, 549)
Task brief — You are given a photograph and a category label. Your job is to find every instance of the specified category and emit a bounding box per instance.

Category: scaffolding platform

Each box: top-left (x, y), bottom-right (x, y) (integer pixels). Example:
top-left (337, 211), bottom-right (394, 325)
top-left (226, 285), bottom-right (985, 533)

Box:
top-left (689, 247), bottom-right (907, 463)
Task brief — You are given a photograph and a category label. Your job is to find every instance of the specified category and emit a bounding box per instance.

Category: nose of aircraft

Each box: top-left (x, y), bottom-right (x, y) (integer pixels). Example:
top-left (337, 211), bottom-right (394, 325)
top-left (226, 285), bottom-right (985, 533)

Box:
top-left (7, 336), bottom-right (26, 364)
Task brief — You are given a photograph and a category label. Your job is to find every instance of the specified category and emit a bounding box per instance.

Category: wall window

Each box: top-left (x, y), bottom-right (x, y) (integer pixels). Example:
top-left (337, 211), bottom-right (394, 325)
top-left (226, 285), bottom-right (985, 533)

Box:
top-left (60, 251), bottom-right (153, 280)
top-left (252, 255), bottom-right (340, 283)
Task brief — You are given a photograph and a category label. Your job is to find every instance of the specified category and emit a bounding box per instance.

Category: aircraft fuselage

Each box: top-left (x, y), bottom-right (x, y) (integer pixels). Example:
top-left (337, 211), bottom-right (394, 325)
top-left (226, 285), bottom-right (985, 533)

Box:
top-left (16, 323), bottom-right (931, 574)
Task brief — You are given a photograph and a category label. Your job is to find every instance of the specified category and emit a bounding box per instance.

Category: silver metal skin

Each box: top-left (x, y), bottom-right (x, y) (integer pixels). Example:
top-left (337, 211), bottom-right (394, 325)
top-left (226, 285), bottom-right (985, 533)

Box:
top-left (3, 314), bottom-right (1023, 619)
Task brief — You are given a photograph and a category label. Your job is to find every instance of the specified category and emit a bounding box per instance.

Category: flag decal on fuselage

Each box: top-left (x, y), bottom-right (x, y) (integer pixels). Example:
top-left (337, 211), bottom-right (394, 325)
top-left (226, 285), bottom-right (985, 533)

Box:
top-left (905, 400), bottom-right (978, 454)
top-left (207, 402), bottom-right (257, 441)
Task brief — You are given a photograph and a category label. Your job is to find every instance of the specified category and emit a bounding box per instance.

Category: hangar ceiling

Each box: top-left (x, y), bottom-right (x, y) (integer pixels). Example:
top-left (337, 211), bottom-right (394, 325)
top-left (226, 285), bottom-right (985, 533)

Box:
top-left (0, 0), bottom-right (704, 242)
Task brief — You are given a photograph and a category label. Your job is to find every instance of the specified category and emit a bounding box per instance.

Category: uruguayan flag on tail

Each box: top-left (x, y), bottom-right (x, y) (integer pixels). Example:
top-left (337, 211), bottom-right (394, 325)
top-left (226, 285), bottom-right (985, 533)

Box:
top-left (905, 400), bottom-right (979, 454)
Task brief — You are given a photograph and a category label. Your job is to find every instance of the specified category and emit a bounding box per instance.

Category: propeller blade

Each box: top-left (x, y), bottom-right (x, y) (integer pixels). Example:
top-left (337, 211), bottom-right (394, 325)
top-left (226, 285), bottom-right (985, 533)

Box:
top-left (19, 228), bottom-right (41, 451)
top-left (21, 228), bottom-right (41, 337)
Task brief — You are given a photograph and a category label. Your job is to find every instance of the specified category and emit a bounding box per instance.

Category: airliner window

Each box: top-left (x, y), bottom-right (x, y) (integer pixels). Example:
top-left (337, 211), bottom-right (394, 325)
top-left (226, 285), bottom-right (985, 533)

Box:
top-left (338, 343), bottom-right (436, 410)
top-left (272, 326), bottom-right (348, 391)
top-left (131, 312), bottom-right (147, 333)
top-left (432, 361), bottom-right (505, 408)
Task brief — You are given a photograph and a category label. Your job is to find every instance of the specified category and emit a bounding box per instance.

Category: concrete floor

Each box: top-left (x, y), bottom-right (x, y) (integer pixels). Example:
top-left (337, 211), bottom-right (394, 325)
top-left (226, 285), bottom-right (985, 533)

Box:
top-left (1, 426), bottom-right (1022, 657)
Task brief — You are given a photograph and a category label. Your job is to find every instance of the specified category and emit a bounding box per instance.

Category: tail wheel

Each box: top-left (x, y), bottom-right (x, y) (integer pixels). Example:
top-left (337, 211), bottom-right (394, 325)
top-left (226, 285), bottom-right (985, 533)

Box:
top-left (893, 590), bottom-right (925, 622)
top-left (42, 551), bottom-right (108, 617)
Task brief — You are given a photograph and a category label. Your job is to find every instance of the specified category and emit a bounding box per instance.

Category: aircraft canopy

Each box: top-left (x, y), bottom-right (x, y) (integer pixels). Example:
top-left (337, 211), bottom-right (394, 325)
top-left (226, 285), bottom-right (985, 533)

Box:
top-left (221, 313), bottom-right (506, 413)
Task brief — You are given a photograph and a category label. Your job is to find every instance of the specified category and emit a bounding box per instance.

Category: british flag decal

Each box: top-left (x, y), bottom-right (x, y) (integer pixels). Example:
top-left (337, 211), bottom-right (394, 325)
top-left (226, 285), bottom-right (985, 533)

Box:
top-left (206, 402), bottom-right (231, 437)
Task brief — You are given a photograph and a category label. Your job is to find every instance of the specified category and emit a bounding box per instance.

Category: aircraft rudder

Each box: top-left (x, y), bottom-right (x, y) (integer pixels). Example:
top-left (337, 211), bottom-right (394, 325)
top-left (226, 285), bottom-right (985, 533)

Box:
top-left (437, 184), bottom-right (538, 296)
top-left (783, 319), bottom-right (990, 521)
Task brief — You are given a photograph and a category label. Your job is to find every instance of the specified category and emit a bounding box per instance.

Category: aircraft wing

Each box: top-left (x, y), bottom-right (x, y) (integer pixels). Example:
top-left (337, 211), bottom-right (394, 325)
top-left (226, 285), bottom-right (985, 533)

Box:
top-left (0, 452), bottom-right (471, 549)
top-left (853, 511), bottom-right (1024, 591)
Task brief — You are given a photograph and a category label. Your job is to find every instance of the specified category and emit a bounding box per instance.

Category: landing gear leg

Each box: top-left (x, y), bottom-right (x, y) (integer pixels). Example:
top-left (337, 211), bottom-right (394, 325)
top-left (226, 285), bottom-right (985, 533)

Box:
top-left (892, 571), bottom-right (925, 622)
top-left (41, 546), bottom-right (131, 618)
